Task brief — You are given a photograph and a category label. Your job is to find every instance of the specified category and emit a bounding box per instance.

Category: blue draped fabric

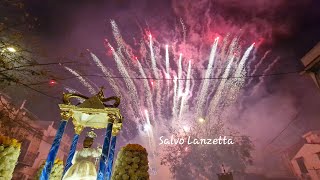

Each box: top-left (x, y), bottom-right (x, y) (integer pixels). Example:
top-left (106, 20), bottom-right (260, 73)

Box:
top-left (40, 120), bottom-right (68, 180)
top-left (106, 136), bottom-right (117, 180)
top-left (62, 134), bottom-right (79, 176)
top-left (97, 123), bottom-right (113, 180)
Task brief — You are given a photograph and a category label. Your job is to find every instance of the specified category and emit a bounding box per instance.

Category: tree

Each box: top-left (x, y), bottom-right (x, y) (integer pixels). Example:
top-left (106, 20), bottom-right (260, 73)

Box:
top-left (160, 120), bottom-right (254, 180)
top-left (0, 0), bottom-right (45, 85)
top-left (0, 1), bottom-right (83, 100)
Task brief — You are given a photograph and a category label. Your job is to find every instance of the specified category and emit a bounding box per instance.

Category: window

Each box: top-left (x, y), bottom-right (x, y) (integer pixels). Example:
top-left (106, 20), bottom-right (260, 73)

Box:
top-left (296, 157), bottom-right (308, 173)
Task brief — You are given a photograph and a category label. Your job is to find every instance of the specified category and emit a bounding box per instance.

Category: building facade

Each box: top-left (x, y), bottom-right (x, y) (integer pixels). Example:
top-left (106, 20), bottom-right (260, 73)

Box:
top-left (291, 131), bottom-right (320, 180)
top-left (301, 42), bottom-right (320, 89)
top-left (0, 93), bottom-right (71, 179)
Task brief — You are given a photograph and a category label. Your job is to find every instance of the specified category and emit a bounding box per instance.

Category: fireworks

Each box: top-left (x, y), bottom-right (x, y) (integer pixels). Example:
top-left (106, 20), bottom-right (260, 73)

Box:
top-left (196, 37), bottom-right (219, 117)
top-left (64, 66), bottom-right (96, 95)
top-left (69, 20), bottom-right (269, 162)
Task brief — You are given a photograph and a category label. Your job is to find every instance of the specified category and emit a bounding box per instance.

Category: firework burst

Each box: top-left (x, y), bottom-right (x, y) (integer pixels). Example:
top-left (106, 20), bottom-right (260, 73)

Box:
top-left (65, 20), bottom-right (273, 170)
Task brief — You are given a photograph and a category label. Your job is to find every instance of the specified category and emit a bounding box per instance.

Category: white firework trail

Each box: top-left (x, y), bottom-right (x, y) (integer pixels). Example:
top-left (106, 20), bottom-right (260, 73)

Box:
top-left (226, 43), bottom-right (255, 103)
top-left (148, 34), bottom-right (162, 115)
top-left (165, 44), bottom-right (171, 96)
top-left (64, 66), bottom-right (96, 95)
top-left (110, 20), bottom-right (126, 52)
top-left (143, 109), bottom-right (157, 168)
top-left (208, 55), bottom-right (235, 120)
top-left (179, 60), bottom-right (192, 119)
top-left (137, 60), bottom-right (155, 124)
top-left (196, 37), bottom-right (219, 117)
top-left (180, 18), bottom-right (187, 43)
top-left (144, 110), bottom-right (154, 140)
top-left (108, 43), bottom-right (142, 118)
top-left (177, 53), bottom-right (183, 96)
top-left (172, 75), bottom-right (178, 119)
top-left (90, 52), bottom-right (122, 97)
top-left (206, 37), bottom-right (239, 110)
top-left (251, 56), bottom-right (280, 95)
top-left (110, 20), bottom-right (122, 44)
top-left (64, 87), bottom-right (80, 94)
top-left (149, 34), bottom-right (159, 79)
top-left (247, 50), bottom-right (271, 85)
top-left (165, 44), bottom-right (170, 76)
top-left (64, 87), bottom-right (85, 103)
top-left (234, 43), bottom-right (255, 77)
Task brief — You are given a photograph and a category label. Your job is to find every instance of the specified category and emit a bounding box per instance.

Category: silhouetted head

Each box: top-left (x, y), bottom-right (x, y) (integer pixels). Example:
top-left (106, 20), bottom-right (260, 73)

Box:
top-left (83, 137), bottom-right (94, 148)
top-left (83, 130), bottom-right (97, 148)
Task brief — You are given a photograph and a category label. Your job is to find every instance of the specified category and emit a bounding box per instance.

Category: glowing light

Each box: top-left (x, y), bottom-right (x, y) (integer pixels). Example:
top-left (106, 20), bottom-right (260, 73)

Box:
top-left (183, 125), bottom-right (190, 132)
top-left (144, 124), bottom-right (151, 131)
top-left (165, 44), bottom-right (170, 76)
top-left (172, 75), bottom-right (178, 118)
top-left (6, 47), bottom-right (16, 52)
top-left (198, 118), bottom-right (205, 123)
top-left (49, 79), bottom-right (57, 86)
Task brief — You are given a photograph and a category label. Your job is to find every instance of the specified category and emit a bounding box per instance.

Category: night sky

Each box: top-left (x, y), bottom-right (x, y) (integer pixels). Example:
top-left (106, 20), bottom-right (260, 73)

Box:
top-left (2, 0), bottom-right (320, 179)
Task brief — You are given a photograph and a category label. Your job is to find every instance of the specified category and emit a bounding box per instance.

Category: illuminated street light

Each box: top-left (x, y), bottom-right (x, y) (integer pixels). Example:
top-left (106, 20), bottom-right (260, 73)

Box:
top-left (6, 47), bottom-right (16, 52)
top-left (198, 117), bottom-right (205, 123)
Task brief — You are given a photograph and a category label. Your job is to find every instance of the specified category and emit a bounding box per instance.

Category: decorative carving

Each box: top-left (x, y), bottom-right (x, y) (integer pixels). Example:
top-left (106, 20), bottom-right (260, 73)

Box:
top-left (63, 93), bottom-right (88, 105)
top-left (60, 111), bottom-right (72, 120)
top-left (109, 114), bottom-right (123, 136)
top-left (62, 87), bottom-right (120, 108)
top-left (74, 125), bottom-right (84, 135)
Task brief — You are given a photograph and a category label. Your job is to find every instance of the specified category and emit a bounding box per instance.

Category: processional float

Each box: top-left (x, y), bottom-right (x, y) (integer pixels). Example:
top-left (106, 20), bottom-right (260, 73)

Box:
top-left (40, 87), bottom-right (123, 180)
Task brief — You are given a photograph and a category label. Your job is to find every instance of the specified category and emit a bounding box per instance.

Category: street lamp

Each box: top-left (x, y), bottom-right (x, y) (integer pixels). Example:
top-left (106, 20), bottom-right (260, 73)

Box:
top-left (6, 47), bottom-right (16, 53)
top-left (198, 117), bottom-right (205, 123)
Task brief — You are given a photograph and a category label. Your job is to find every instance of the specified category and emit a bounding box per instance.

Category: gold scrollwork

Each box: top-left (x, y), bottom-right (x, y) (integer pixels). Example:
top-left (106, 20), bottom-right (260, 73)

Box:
top-left (112, 123), bottom-right (122, 136)
top-left (63, 93), bottom-right (88, 105)
top-left (108, 114), bottom-right (117, 123)
top-left (111, 114), bottom-right (123, 136)
top-left (60, 111), bottom-right (72, 120)
top-left (74, 125), bottom-right (84, 135)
